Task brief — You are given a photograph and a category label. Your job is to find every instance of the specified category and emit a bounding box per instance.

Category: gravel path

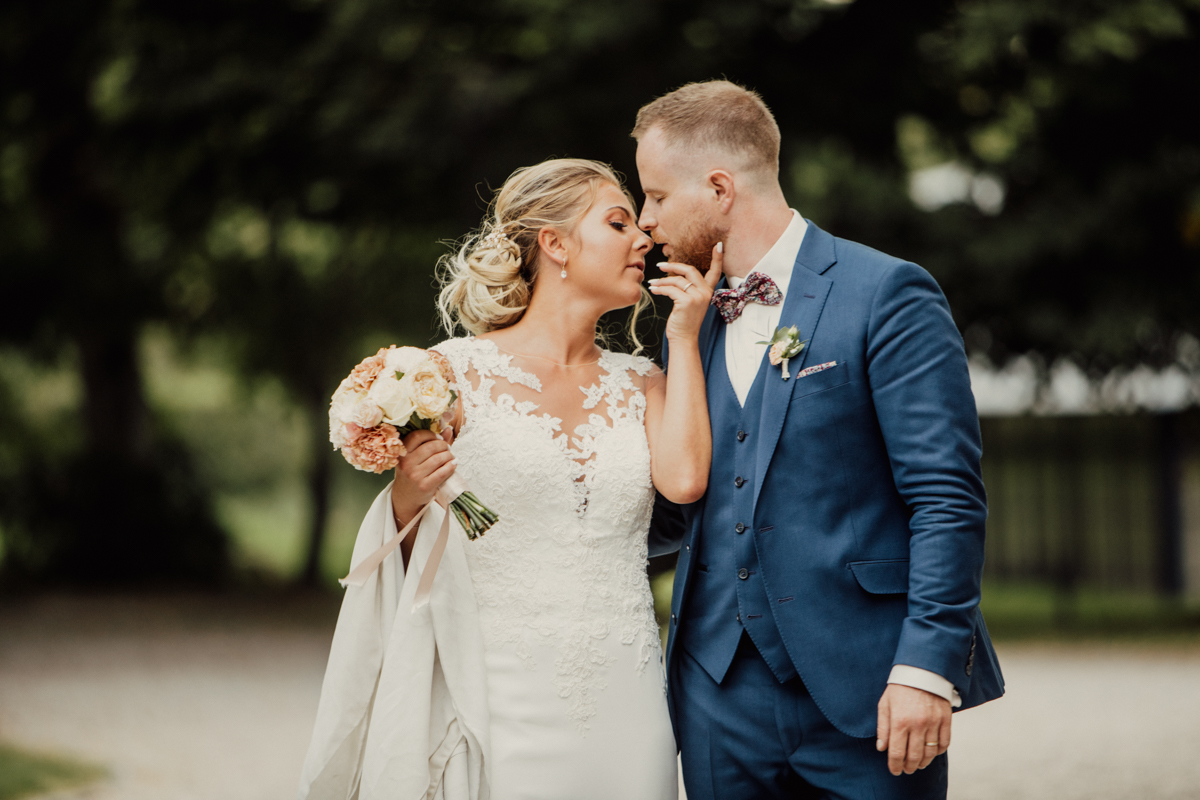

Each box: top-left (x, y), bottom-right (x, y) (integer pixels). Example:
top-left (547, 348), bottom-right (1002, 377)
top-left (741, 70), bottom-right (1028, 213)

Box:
top-left (1, 595), bottom-right (1198, 800)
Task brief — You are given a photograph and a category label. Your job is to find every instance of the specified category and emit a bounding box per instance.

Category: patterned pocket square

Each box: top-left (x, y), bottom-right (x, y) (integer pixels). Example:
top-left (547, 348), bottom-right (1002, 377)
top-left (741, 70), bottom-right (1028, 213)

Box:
top-left (795, 361), bottom-right (838, 379)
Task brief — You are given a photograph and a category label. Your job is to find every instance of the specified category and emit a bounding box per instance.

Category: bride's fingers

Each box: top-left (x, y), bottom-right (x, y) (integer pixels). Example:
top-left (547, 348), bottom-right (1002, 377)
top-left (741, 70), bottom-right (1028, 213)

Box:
top-left (648, 274), bottom-right (712, 304)
top-left (706, 242), bottom-right (724, 287)
top-left (412, 451), bottom-right (457, 494)
top-left (646, 283), bottom-right (689, 304)
top-left (655, 262), bottom-right (711, 295)
top-left (647, 275), bottom-right (693, 293)
top-left (422, 455), bottom-right (458, 494)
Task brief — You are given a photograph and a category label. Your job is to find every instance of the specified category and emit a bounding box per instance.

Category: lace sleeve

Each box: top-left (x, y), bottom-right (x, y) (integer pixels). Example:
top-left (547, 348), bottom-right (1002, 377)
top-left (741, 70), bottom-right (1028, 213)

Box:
top-left (430, 337), bottom-right (480, 427)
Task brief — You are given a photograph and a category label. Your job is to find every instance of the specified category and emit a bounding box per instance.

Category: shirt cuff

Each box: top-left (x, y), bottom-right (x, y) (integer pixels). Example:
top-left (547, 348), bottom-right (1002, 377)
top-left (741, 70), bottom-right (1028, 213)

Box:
top-left (888, 665), bottom-right (962, 708)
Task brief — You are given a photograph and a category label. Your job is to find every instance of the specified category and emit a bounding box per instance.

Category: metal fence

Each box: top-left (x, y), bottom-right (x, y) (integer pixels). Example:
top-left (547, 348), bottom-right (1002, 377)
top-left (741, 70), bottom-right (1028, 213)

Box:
top-left (979, 412), bottom-right (1200, 596)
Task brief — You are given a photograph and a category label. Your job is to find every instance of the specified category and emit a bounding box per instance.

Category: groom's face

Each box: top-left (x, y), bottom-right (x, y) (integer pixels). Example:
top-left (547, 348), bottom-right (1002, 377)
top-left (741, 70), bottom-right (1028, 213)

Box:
top-left (635, 127), bottom-right (724, 273)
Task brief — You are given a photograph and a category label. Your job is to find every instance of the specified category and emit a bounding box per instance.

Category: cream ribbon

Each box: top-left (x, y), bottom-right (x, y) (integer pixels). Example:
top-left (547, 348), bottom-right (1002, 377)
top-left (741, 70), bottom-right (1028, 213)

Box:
top-left (339, 474), bottom-right (469, 612)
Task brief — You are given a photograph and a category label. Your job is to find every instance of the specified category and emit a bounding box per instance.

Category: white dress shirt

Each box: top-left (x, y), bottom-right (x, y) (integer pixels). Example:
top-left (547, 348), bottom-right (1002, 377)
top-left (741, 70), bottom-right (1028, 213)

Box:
top-left (723, 209), bottom-right (962, 708)
top-left (723, 210), bottom-right (808, 406)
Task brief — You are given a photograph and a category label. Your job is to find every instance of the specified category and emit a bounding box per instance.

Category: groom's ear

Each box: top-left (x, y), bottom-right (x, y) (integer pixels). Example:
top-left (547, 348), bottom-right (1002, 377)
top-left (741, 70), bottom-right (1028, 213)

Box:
top-left (707, 170), bottom-right (736, 214)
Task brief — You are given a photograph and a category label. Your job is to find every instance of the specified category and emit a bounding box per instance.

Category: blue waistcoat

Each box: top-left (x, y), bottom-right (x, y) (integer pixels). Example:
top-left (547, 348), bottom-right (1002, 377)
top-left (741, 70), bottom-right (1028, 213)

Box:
top-left (678, 321), bottom-right (798, 685)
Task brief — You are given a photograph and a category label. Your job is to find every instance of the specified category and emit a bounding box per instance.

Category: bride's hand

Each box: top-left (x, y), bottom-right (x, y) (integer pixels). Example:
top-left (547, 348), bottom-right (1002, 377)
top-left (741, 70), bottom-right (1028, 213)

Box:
top-left (390, 429), bottom-right (457, 525)
top-left (647, 242), bottom-right (724, 344)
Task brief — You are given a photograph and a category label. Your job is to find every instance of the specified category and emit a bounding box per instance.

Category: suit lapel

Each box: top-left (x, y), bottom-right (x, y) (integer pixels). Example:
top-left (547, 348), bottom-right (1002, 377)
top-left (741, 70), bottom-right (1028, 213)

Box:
top-left (752, 223), bottom-right (837, 511)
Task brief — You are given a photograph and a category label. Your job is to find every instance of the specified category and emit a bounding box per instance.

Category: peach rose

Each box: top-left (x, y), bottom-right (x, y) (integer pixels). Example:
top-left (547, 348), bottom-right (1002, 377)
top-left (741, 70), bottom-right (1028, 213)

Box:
top-left (409, 365), bottom-right (451, 420)
top-left (341, 422), bottom-right (407, 474)
top-left (427, 348), bottom-right (455, 385)
top-left (768, 341), bottom-right (786, 366)
top-left (347, 350), bottom-right (388, 393)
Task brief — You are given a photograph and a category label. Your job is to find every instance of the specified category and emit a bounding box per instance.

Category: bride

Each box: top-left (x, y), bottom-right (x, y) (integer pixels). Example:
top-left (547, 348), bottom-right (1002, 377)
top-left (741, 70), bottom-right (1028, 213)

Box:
top-left (298, 158), bottom-right (721, 800)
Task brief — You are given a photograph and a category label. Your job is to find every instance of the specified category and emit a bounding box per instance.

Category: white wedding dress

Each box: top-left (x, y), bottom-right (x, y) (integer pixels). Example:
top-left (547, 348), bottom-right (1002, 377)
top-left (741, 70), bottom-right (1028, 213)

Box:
top-left (432, 336), bottom-right (677, 800)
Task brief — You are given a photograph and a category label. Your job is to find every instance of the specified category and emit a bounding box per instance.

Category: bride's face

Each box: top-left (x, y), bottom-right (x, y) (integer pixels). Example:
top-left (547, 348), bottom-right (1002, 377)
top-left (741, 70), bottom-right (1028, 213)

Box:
top-left (557, 182), bottom-right (652, 311)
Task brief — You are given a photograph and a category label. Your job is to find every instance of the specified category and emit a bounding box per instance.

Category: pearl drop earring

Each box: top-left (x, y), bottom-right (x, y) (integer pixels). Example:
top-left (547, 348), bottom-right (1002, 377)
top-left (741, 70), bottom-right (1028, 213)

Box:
top-left (560, 253), bottom-right (568, 280)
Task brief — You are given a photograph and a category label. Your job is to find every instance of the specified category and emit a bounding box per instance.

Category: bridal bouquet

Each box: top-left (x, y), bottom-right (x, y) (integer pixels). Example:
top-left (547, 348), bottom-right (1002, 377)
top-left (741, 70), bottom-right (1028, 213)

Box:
top-left (329, 346), bottom-right (498, 539)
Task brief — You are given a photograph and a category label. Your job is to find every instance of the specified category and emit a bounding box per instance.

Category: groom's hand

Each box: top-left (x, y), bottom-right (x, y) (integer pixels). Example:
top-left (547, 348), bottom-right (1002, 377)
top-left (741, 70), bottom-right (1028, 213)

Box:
top-left (876, 684), bottom-right (951, 776)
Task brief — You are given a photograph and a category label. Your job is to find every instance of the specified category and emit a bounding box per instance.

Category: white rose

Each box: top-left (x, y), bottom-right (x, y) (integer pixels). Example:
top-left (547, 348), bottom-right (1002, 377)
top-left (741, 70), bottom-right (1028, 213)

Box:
top-left (384, 346), bottom-right (430, 378)
top-left (410, 365), bottom-right (452, 419)
top-left (366, 373), bottom-right (415, 426)
top-left (349, 397), bottom-right (384, 428)
top-left (329, 416), bottom-right (348, 449)
top-left (330, 383), bottom-right (364, 424)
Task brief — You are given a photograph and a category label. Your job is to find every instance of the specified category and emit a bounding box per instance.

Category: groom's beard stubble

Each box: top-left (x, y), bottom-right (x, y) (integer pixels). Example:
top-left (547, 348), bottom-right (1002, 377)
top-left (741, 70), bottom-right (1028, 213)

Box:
top-left (667, 220), bottom-right (722, 276)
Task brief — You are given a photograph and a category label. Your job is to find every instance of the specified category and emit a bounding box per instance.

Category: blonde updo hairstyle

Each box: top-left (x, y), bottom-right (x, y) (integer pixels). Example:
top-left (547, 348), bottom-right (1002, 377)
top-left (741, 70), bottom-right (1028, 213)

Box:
top-left (437, 158), bottom-right (651, 352)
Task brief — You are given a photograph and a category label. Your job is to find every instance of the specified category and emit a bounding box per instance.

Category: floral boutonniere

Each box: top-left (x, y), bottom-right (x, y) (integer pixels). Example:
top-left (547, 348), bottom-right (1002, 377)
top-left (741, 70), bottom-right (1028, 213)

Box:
top-left (758, 325), bottom-right (807, 380)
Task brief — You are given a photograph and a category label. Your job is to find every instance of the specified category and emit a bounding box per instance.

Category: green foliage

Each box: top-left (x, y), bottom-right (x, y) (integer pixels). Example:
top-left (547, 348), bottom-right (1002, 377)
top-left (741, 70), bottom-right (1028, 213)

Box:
top-left (975, 580), bottom-right (1200, 641)
top-left (0, 744), bottom-right (105, 800)
top-left (1, 0), bottom-right (1198, 584)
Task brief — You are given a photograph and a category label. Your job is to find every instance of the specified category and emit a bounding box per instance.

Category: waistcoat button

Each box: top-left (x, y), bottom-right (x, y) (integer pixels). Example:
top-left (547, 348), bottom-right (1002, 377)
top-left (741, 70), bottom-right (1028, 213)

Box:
top-left (737, 430), bottom-right (747, 442)
top-left (734, 476), bottom-right (745, 488)
top-left (735, 522), bottom-right (746, 534)
top-left (737, 568), bottom-right (749, 580)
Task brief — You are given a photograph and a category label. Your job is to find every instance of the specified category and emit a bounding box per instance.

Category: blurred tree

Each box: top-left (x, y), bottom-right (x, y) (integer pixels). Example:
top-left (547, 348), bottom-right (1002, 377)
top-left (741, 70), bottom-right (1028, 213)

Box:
top-left (0, 0), bottom-right (231, 584)
top-left (2, 0), bottom-right (1197, 586)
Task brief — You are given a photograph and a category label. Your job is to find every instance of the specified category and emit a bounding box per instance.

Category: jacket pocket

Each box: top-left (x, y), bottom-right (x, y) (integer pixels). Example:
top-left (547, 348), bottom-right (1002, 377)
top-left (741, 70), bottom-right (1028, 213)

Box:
top-left (788, 361), bottom-right (850, 402)
top-left (848, 559), bottom-right (909, 595)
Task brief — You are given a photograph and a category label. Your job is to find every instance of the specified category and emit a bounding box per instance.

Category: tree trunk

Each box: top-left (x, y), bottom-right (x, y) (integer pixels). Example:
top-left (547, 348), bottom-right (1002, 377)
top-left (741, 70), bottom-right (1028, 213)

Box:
top-left (300, 394), bottom-right (333, 587)
top-left (78, 325), bottom-right (152, 462)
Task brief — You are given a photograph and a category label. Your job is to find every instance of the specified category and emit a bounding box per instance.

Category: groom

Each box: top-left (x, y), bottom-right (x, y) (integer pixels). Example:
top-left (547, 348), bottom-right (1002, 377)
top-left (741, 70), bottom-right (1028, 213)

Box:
top-left (638, 81), bottom-right (1004, 799)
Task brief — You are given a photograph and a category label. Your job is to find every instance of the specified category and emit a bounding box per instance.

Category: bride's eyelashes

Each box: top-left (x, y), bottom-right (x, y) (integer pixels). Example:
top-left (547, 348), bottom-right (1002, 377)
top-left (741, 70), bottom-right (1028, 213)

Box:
top-left (609, 221), bottom-right (627, 231)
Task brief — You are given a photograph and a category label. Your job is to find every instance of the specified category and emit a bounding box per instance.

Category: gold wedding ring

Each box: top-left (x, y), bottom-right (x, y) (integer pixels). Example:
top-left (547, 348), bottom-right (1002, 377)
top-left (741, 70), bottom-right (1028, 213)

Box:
top-left (684, 283), bottom-right (694, 292)
top-left (924, 743), bottom-right (939, 747)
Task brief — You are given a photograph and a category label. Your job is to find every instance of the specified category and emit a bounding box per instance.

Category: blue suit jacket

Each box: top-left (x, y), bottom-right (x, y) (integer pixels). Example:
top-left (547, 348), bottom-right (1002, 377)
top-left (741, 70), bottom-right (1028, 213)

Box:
top-left (652, 221), bottom-right (1004, 738)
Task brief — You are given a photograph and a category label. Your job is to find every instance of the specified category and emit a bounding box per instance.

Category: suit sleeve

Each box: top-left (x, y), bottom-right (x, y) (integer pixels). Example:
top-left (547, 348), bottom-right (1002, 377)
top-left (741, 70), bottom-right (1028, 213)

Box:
top-left (865, 261), bottom-right (987, 692)
top-left (648, 492), bottom-right (685, 558)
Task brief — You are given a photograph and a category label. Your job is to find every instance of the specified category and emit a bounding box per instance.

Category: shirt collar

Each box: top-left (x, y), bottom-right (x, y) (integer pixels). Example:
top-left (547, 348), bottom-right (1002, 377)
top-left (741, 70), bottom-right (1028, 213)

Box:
top-left (726, 210), bottom-right (807, 295)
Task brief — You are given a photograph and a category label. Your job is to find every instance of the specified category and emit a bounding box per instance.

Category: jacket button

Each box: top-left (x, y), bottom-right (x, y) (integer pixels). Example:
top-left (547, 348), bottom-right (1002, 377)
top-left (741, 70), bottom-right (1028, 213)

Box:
top-left (734, 476), bottom-right (745, 488)
top-left (671, 614), bottom-right (677, 623)
top-left (736, 613), bottom-right (741, 623)
top-left (685, 544), bottom-right (690, 551)
top-left (737, 430), bottom-right (747, 442)
top-left (737, 568), bottom-right (749, 580)
top-left (735, 522), bottom-right (746, 534)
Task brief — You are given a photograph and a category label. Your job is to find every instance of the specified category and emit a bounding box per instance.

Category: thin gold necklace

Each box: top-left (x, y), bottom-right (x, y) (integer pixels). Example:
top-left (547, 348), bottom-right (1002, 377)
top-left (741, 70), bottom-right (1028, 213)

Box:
top-left (494, 344), bottom-right (602, 368)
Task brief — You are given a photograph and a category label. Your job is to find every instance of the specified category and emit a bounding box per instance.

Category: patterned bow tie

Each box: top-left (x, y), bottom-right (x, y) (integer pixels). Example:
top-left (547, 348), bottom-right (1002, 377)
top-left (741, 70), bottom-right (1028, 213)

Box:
top-left (710, 271), bottom-right (783, 323)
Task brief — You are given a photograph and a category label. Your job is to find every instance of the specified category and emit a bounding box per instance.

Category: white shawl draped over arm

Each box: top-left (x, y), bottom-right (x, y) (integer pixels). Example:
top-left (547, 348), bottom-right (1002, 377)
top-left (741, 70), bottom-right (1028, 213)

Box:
top-left (298, 484), bottom-right (491, 800)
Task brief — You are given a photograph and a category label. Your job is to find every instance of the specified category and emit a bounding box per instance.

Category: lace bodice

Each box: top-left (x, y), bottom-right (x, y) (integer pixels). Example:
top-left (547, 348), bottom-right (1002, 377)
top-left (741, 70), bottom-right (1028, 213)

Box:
top-left (433, 336), bottom-right (662, 730)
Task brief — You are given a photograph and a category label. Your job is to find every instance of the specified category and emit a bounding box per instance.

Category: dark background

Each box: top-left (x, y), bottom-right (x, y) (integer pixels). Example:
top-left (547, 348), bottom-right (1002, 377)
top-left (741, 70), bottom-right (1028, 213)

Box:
top-left (1, 0), bottom-right (1198, 599)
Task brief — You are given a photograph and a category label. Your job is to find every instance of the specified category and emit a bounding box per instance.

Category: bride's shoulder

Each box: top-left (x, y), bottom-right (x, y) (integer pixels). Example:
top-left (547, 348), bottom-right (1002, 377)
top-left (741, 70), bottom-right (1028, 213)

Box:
top-left (431, 336), bottom-right (508, 380)
top-left (429, 336), bottom-right (482, 375)
top-left (602, 349), bottom-right (663, 383)
top-left (430, 335), bottom-right (476, 358)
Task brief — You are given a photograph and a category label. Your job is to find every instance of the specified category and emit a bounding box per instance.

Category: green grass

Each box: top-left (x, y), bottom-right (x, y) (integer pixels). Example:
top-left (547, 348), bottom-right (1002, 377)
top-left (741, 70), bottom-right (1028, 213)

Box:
top-left (0, 744), bottom-right (106, 800)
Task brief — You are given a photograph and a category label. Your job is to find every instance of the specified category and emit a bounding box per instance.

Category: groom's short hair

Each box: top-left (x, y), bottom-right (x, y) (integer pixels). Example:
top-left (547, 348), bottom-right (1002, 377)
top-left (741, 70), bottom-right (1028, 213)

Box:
top-left (632, 80), bottom-right (780, 176)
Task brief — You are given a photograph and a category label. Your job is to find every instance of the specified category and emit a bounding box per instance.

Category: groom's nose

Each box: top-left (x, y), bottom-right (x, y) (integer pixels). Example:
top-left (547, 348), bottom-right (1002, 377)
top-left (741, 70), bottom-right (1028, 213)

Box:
top-left (637, 209), bottom-right (655, 233)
